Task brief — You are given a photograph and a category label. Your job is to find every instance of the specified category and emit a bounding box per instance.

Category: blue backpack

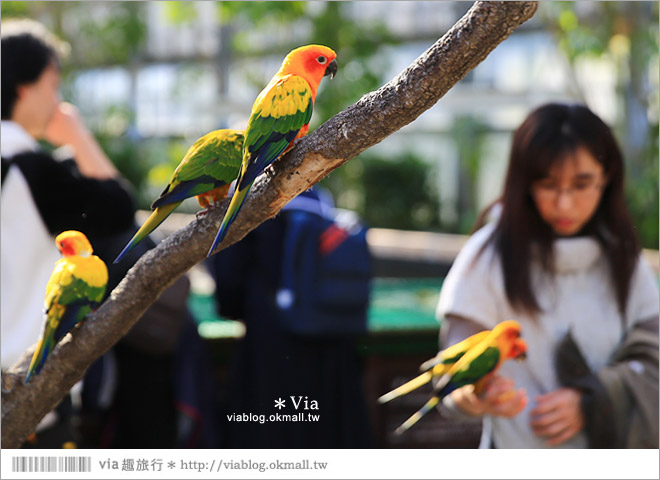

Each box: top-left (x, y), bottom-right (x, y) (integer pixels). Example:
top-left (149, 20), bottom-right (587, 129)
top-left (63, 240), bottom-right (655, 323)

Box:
top-left (276, 207), bottom-right (371, 337)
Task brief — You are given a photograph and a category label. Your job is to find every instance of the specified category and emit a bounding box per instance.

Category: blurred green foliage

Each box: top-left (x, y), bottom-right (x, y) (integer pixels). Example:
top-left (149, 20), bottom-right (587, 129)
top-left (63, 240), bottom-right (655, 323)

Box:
top-left (2, 2), bottom-right (147, 65)
top-left (75, 3), bottom-right (146, 65)
top-left (1, 1), bottom-right (30, 17)
top-left (216, 1), bottom-right (308, 27)
top-left (306, 2), bottom-right (398, 123)
top-left (451, 116), bottom-right (489, 233)
top-left (2, 1), bottom-right (657, 247)
top-left (359, 152), bottom-right (441, 231)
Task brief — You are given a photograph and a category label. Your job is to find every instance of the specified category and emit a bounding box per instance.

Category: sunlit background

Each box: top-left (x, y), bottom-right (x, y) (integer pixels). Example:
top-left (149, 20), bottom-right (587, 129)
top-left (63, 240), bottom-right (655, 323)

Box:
top-left (3, 1), bottom-right (660, 453)
top-left (2, 1), bottom-right (657, 247)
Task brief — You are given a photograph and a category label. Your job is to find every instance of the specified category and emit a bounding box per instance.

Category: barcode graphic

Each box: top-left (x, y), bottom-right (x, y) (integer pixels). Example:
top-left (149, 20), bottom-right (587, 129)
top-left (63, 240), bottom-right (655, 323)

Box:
top-left (11, 456), bottom-right (91, 473)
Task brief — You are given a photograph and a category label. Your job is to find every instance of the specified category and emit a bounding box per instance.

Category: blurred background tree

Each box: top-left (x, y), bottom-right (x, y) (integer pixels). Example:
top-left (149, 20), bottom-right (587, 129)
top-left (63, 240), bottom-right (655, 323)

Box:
top-left (360, 152), bottom-right (441, 230)
top-left (2, 1), bottom-right (657, 247)
top-left (541, 1), bottom-right (659, 248)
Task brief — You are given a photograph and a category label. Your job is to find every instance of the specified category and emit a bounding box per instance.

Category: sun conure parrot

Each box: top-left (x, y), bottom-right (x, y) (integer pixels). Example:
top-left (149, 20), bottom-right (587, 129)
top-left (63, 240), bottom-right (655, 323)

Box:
top-left (207, 44), bottom-right (338, 256)
top-left (377, 329), bottom-right (491, 405)
top-left (25, 231), bottom-right (108, 383)
top-left (114, 129), bottom-right (244, 263)
top-left (381, 320), bottom-right (527, 435)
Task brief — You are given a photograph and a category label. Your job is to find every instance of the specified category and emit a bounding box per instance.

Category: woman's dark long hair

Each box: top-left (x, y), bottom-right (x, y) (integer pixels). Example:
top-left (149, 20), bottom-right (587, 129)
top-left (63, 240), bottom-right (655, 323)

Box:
top-left (475, 103), bottom-right (640, 315)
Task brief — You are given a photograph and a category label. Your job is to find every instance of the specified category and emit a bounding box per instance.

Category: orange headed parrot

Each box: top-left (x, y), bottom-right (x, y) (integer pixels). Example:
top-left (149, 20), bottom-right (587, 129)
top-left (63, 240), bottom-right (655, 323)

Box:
top-left (25, 231), bottom-right (108, 383)
top-left (377, 329), bottom-right (491, 405)
top-left (380, 320), bottom-right (527, 435)
top-left (114, 129), bottom-right (244, 263)
top-left (207, 44), bottom-right (338, 256)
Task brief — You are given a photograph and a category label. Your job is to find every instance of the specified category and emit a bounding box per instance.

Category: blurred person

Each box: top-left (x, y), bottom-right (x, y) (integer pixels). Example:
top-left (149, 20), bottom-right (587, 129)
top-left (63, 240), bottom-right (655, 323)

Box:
top-left (435, 103), bottom-right (659, 448)
top-left (1, 17), bottom-right (134, 448)
top-left (208, 187), bottom-right (374, 448)
top-left (1, 19), bottom-right (134, 371)
top-left (1, 19), bottom-right (217, 448)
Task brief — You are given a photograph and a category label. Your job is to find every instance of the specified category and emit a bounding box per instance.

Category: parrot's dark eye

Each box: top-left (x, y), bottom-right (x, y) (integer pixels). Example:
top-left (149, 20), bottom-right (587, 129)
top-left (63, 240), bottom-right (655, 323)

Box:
top-left (317, 55), bottom-right (327, 65)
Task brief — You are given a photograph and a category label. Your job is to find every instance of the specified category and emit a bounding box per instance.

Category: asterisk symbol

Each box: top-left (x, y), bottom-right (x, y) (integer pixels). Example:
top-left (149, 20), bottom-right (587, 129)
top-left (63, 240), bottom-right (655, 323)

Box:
top-left (274, 397), bottom-right (286, 409)
top-left (168, 461), bottom-right (176, 469)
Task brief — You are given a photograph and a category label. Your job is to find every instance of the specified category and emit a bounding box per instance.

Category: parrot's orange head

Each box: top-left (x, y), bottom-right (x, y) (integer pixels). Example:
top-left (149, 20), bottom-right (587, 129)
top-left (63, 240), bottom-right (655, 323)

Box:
top-left (492, 320), bottom-right (527, 360)
top-left (56, 230), bottom-right (93, 257)
top-left (280, 44), bottom-right (337, 94)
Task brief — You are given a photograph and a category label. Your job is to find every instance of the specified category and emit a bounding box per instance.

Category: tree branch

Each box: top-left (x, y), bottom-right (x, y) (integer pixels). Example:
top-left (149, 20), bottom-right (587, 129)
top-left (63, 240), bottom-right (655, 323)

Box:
top-left (1, 1), bottom-right (537, 448)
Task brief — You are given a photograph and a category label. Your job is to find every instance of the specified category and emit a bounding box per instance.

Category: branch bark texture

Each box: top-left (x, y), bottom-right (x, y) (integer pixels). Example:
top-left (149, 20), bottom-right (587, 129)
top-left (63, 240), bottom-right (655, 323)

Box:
top-left (1, 1), bottom-right (537, 448)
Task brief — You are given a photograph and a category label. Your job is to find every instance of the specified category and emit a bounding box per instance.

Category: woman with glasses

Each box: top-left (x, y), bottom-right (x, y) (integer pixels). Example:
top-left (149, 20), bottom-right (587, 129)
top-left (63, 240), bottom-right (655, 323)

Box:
top-left (435, 103), bottom-right (659, 448)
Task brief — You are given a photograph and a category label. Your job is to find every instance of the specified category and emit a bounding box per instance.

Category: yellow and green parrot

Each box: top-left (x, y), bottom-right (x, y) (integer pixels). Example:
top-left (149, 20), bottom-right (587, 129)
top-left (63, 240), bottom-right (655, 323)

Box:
top-left (377, 329), bottom-right (491, 405)
top-left (25, 231), bottom-right (108, 383)
top-left (379, 320), bottom-right (527, 435)
top-left (207, 44), bottom-right (338, 256)
top-left (114, 129), bottom-right (244, 263)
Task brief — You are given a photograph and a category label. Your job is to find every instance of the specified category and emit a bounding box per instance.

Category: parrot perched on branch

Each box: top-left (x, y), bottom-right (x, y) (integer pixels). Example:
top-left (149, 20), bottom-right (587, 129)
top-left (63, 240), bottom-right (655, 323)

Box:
top-left (114, 129), bottom-right (244, 263)
top-left (25, 231), bottom-right (108, 383)
top-left (378, 320), bottom-right (527, 435)
top-left (207, 44), bottom-right (338, 256)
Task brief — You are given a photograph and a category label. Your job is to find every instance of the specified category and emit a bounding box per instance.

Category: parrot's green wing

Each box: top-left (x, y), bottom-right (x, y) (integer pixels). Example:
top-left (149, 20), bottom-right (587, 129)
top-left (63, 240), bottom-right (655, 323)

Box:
top-left (449, 346), bottom-right (501, 388)
top-left (152, 129), bottom-right (244, 208)
top-left (55, 275), bottom-right (105, 311)
top-left (420, 330), bottom-right (491, 372)
top-left (238, 75), bottom-right (313, 190)
top-left (50, 257), bottom-right (106, 339)
top-left (175, 130), bottom-right (244, 183)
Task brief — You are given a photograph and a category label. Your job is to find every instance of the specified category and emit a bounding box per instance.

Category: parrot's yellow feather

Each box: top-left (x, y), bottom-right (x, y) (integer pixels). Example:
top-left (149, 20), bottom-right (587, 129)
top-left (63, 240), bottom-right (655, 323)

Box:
top-left (256, 76), bottom-right (312, 118)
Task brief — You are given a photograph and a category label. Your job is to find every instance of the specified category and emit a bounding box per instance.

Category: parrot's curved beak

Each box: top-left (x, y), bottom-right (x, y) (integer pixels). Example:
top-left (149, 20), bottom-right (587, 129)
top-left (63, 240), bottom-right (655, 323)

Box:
top-left (324, 59), bottom-right (338, 79)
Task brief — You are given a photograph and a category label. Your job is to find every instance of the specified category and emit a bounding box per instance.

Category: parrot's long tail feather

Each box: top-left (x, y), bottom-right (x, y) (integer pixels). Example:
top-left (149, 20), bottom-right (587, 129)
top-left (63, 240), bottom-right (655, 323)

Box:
top-left (394, 396), bottom-right (440, 435)
top-left (114, 202), bottom-right (180, 264)
top-left (25, 338), bottom-right (53, 383)
top-left (207, 183), bottom-right (252, 257)
top-left (378, 372), bottom-right (433, 404)
top-left (420, 356), bottom-right (446, 372)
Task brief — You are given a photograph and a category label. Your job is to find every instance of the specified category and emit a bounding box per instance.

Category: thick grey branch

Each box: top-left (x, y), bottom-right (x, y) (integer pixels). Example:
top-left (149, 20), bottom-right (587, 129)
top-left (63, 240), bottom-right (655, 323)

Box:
top-left (1, 1), bottom-right (537, 448)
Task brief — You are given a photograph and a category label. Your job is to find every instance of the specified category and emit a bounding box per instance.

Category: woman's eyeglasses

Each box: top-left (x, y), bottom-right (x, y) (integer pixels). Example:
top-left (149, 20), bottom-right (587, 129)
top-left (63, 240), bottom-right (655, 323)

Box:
top-left (531, 177), bottom-right (605, 202)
